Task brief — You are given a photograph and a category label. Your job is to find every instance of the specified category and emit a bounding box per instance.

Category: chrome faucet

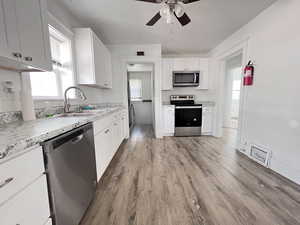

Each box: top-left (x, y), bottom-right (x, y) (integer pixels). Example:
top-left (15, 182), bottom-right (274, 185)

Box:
top-left (64, 86), bottom-right (87, 113)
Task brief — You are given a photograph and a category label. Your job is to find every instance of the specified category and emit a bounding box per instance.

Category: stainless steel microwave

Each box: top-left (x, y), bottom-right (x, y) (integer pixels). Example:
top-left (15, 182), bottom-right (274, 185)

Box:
top-left (173, 71), bottom-right (200, 87)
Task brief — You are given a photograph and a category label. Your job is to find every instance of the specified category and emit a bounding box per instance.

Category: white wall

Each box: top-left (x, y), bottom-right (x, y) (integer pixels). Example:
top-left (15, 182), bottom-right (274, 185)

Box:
top-left (210, 0), bottom-right (300, 184)
top-left (0, 70), bottom-right (21, 112)
top-left (101, 44), bottom-right (162, 137)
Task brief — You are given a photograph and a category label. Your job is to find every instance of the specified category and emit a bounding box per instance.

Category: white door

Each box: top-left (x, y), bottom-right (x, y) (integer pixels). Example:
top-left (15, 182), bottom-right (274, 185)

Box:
top-left (162, 58), bottom-right (173, 90)
top-left (202, 106), bottom-right (213, 135)
top-left (0, 0), bottom-right (21, 61)
top-left (15, 0), bottom-right (51, 71)
top-left (163, 105), bottom-right (175, 134)
top-left (94, 127), bottom-right (113, 180)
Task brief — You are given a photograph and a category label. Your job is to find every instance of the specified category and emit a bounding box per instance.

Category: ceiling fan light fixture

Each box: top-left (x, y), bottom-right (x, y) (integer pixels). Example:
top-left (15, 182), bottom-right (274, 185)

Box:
top-left (159, 4), bottom-right (170, 18)
top-left (174, 4), bottom-right (184, 17)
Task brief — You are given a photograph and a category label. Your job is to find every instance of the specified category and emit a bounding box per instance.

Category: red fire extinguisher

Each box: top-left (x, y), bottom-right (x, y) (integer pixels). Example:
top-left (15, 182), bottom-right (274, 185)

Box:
top-left (243, 61), bottom-right (254, 86)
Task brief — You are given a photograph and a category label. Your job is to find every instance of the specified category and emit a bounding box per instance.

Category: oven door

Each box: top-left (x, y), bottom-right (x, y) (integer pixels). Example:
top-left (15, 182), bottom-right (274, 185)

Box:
top-left (173, 72), bottom-right (200, 87)
top-left (175, 106), bottom-right (202, 136)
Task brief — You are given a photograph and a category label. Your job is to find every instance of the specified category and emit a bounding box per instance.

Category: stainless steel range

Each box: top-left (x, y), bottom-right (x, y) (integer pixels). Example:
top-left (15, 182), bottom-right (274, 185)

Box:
top-left (170, 95), bottom-right (202, 137)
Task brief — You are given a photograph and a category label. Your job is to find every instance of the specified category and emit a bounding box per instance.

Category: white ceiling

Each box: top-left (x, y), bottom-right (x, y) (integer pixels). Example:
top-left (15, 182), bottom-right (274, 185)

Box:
top-left (59, 0), bottom-right (277, 55)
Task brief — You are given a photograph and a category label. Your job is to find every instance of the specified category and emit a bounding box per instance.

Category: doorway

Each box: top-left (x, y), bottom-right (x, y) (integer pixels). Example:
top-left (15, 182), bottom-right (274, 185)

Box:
top-left (223, 54), bottom-right (243, 130)
top-left (127, 63), bottom-right (154, 134)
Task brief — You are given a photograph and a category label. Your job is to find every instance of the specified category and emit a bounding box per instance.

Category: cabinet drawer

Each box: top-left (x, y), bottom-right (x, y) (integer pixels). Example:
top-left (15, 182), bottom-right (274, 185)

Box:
top-left (0, 175), bottom-right (50, 225)
top-left (93, 115), bottom-right (113, 135)
top-left (0, 146), bottom-right (45, 205)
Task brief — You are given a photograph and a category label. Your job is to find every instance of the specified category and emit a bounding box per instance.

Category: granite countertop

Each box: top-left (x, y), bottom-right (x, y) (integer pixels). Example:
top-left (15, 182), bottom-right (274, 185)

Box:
top-left (0, 106), bottom-right (124, 164)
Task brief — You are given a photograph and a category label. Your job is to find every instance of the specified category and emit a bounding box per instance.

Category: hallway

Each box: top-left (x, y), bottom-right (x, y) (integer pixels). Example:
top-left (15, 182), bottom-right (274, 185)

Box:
top-left (81, 126), bottom-right (300, 225)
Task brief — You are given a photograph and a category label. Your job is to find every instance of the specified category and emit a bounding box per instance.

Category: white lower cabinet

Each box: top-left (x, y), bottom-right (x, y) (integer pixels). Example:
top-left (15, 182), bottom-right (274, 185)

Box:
top-left (0, 175), bottom-right (50, 225)
top-left (94, 126), bottom-right (113, 181)
top-left (93, 110), bottom-right (128, 181)
top-left (111, 118), bottom-right (123, 151)
top-left (202, 106), bottom-right (214, 135)
top-left (163, 105), bottom-right (175, 136)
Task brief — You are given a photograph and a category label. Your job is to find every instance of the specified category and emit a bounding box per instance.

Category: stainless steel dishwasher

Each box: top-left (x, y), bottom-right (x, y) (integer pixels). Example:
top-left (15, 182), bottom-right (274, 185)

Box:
top-left (43, 123), bottom-right (97, 225)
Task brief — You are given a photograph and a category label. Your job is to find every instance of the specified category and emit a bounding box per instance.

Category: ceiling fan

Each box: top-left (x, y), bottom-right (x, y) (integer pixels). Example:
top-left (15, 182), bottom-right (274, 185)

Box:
top-left (136, 0), bottom-right (200, 26)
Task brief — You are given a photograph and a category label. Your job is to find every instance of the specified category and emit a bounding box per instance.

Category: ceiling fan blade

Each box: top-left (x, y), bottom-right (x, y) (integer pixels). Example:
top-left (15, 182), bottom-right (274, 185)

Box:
top-left (146, 12), bottom-right (161, 26)
top-left (182, 0), bottom-right (201, 4)
top-left (136, 0), bottom-right (162, 3)
top-left (174, 12), bottom-right (191, 26)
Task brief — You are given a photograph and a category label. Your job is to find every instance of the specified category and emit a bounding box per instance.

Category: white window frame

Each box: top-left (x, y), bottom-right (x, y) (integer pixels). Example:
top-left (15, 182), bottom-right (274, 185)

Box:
top-left (129, 79), bottom-right (143, 101)
top-left (31, 13), bottom-right (77, 100)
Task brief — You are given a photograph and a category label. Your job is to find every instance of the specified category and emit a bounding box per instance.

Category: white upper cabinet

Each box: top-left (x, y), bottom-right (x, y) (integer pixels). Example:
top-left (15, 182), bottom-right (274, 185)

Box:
top-left (161, 58), bottom-right (173, 90)
top-left (75, 28), bottom-right (113, 89)
top-left (0, 0), bottom-right (20, 62)
top-left (0, 0), bottom-right (52, 71)
top-left (173, 58), bottom-right (200, 71)
top-left (161, 57), bottom-right (210, 90)
top-left (15, 0), bottom-right (51, 71)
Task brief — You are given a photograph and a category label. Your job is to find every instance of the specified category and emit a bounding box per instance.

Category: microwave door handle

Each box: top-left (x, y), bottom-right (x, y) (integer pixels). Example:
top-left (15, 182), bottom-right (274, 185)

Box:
top-left (194, 74), bottom-right (196, 83)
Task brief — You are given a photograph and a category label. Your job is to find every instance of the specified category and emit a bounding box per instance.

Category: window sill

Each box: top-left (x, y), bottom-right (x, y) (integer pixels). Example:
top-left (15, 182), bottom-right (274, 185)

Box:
top-left (130, 99), bottom-right (143, 102)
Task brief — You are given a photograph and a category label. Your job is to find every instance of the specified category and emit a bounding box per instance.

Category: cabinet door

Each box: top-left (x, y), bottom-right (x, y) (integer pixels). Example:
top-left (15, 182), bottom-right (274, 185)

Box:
top-left (0, 0), bottom-right (21, 61)
top-left (173, 58), bottom-right (186, 71)
top-left (0, 0), bottom-right (9, 58)
top-left (111, 120), bottom-right (119, 151)
top-left (173, 58), bottom-right (200, 71)
top-left (0, 176), bottom-right (50, 225)
top-left (202, 107), bottom-right (213, 135)
top-left (94, 127), bottom-right (113, 180)
top-left (15, 0), bottom-right (51, 71)
top-left (93, 33), bottom-right (107, 88)
top-left (187, 58), bottom-right (200, 71)
top-left (103, 47), bottom-right (113, 88)
top-left (163, 105), bottom-right (175, 134)
top-left (121, 110), bottom-right (129, 139)
top-left (198, 59), bottom-right (209, 89)
top-left (162, 58), bottom-right (173, 90)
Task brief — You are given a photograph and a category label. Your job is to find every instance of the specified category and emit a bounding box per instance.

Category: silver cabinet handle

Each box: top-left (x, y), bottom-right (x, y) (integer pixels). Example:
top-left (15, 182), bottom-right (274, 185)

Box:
top-left (24, 56), bottom-right (33, 62)
top-left (105, 129), bottom-right (110, 134)
top-left (12, 52), bottom-right (22, 58)
top-left (71, 134), bottom-right (84, 144)
top-left (0, 177), bottom-right (14, 189)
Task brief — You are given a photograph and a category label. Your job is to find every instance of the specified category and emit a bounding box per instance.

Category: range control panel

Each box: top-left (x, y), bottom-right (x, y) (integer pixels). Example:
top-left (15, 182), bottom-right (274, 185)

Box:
top-left (170, 95), bottom-right (195, 101)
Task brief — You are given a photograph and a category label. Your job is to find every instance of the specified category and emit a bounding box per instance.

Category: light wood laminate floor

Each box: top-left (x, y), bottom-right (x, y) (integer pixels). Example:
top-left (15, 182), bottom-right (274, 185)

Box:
top-left (81, 125), bottom-right (300, 225)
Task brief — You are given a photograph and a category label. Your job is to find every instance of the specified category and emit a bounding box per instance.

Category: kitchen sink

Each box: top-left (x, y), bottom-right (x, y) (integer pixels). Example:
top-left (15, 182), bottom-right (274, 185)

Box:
top-left (54, 112), bottom-right (99, 118)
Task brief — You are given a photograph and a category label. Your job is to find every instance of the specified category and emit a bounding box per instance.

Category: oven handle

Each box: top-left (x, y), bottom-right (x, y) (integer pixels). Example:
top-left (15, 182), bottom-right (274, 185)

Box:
top-left (175, 106), bottom-right (202, 109)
